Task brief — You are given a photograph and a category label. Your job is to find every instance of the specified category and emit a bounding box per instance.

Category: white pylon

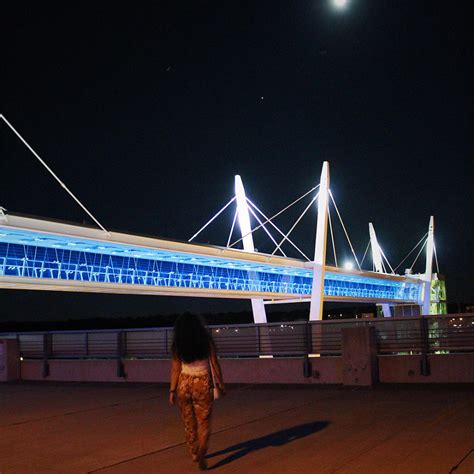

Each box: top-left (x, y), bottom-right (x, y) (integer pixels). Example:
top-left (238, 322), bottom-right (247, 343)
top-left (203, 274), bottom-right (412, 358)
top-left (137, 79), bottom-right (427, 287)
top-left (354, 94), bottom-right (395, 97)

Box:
top-left (309, 162), bottom-right (330, 321)
top-left (369, 223), bottom-right (391, 317)
top-left (422, 216), bottom-right (435, 315)
top-left (234, 175), bottom-right (267, 324)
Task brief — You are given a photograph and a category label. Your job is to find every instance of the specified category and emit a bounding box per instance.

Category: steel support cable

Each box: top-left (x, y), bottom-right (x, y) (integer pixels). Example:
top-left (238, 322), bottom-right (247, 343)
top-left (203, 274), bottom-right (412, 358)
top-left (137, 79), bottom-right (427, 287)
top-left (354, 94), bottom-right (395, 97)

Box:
top-left (226, 208), bottom-right (238, 248)
top-left (328, 190), bottom-right (361, 270)
top-left (271, 193), bottom-right (318, 257)
top-left (393, 232), bottom-right (428, 272)
top-left (246, 204), bottom-right (287, 257)
top-left (379, 247), bottom-right (395, 274)
top-left (188, 196), bottom-right (236, 242)
top-left (433, 242), bottom-right (440, 273)
top-left (384, 254), bottom-right (394, 273)
top-left (229, 184), bottom-right (320, 249)
top-left (360, 240), bottom-right (371, 268)
top-left (328, 203), bottom-right (338, 267)
top-left (246, 198), bottom-right (311, 261)
top-left (409, 239), bottom-right (427, 271)
top-left (1, 114), bottom-right (110, 234)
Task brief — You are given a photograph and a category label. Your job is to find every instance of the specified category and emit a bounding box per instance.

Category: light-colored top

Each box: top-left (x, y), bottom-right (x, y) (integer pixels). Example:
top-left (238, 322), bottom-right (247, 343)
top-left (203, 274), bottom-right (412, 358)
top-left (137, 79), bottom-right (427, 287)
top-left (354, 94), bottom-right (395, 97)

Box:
top-left (181, 359), bottom-right (209, 376)
top-left (170, 344), bottom-right (224, 392)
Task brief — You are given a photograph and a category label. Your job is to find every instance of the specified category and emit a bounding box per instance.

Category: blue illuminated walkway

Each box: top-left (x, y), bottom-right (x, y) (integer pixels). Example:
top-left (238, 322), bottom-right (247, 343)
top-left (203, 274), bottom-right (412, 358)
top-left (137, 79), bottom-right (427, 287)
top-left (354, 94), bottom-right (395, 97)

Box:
top-left (0, 225), bottom-right (421, 301)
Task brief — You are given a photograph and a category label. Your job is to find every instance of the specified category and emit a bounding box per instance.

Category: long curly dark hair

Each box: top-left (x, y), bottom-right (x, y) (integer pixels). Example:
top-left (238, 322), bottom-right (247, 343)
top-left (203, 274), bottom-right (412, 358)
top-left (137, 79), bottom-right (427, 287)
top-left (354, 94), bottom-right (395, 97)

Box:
top-left (171, 313), bottom-right (213, 363)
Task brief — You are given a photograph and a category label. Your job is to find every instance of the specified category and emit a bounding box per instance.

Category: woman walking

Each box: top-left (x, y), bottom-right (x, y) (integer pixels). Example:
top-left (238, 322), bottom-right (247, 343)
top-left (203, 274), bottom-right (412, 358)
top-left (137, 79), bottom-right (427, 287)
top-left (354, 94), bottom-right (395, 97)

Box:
top-left (169, 314), bottom-right (225, 470)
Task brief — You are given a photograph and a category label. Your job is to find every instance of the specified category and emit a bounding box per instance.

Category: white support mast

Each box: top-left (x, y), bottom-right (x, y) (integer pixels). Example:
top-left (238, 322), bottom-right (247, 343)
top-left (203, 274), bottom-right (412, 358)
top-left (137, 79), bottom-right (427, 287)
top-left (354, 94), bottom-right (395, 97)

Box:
top-left (369, 223), bottom-right (391, 317)
top-left (235, 175), bottom-right (267, 324)
top-left (309, 162), bottom-right (330, 321)
top-left (422, 216), bottom-right (435, 315)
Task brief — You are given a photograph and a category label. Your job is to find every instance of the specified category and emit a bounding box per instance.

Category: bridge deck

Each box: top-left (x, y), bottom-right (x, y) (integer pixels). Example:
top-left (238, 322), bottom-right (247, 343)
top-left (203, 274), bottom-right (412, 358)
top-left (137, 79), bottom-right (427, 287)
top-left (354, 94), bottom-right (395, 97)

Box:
top-left (0, 213), bottom-right (422, 303)
top-left (0, 382), bottom-right (473, 473)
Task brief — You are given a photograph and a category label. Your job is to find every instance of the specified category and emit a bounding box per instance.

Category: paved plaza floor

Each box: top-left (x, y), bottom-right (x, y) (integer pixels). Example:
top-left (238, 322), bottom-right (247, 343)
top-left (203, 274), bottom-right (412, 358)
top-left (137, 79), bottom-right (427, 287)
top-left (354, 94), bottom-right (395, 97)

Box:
top-left (0, 382), bottom-right (473, 473)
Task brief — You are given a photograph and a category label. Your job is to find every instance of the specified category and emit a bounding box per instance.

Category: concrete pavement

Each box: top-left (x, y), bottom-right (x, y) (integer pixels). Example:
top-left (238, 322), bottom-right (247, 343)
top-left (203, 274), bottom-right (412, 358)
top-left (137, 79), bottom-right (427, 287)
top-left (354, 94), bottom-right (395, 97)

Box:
top-left (0, 382), bottom-right (473, 473)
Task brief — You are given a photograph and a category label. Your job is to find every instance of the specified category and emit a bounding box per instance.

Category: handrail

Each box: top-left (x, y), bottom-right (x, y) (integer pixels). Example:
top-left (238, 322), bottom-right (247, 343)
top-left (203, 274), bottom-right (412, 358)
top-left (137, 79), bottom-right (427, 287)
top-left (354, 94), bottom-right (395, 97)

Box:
top-left (3, 314), bottom-right (473, 362)
top-left (2, 313), bottom-right (471, 336)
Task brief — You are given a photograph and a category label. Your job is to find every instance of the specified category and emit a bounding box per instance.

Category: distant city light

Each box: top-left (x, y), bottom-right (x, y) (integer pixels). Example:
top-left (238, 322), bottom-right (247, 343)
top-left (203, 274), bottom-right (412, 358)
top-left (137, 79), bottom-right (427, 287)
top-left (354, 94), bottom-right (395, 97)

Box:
top-left (344, 261), bottom-right (354, 270)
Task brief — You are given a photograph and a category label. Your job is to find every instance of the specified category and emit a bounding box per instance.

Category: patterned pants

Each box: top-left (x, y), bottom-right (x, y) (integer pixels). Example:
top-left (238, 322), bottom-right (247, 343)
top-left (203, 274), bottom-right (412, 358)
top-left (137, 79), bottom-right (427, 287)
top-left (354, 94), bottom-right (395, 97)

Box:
top-left (177, 372), bottom-right (213, 460)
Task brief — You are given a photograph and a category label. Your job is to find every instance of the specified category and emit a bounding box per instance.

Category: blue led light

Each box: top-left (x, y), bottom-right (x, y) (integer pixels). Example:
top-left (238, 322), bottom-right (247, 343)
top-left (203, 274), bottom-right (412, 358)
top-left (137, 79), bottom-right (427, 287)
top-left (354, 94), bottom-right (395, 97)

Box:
top-left (0, 227), bottom-right (421, 301)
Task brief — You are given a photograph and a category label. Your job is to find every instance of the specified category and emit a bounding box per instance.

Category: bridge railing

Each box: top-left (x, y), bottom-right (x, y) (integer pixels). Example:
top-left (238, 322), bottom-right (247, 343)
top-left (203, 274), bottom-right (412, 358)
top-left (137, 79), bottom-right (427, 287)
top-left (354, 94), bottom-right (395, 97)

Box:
top-left (4, 314), bottom-right (473, 361)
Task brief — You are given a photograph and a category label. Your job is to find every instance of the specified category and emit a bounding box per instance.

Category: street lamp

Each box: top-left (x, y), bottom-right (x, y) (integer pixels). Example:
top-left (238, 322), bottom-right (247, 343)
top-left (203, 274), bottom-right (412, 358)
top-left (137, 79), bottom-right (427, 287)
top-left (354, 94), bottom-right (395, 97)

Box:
top-left (344, 261), bottom-right (354, 270)
top-left (333, 0), bottom-right (348, 9)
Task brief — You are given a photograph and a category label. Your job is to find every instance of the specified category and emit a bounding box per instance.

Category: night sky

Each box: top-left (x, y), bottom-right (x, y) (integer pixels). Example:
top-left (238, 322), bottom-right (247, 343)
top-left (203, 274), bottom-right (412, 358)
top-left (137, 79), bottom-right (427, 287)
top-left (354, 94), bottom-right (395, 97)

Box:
top-left (1, 1), bottom-right (472, 321)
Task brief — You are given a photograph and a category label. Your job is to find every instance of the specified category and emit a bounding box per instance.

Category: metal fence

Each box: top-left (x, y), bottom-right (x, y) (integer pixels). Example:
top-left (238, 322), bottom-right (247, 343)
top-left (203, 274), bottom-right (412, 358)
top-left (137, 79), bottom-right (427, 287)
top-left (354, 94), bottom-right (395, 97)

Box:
top-left (3, 314), bottom-right (473, 362)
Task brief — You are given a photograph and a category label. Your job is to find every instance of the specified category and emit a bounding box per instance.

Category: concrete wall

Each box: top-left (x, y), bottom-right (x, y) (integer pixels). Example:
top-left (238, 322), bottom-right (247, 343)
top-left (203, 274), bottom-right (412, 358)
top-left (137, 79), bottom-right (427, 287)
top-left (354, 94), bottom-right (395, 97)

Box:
top-left (21, 360), bottom-right (169, 383)
top-left (0, 339), bottom-right (21, 381)
top-left (378, 353), bottom-right (474, 383)
top-left (221, 357), bottom-right (342, 384)
top-left (20, 357), bottom-right (343, 384)
top-left (19, 353), bottom-right (474, 384)
top-left (342, 327), bottom-right (377, 386)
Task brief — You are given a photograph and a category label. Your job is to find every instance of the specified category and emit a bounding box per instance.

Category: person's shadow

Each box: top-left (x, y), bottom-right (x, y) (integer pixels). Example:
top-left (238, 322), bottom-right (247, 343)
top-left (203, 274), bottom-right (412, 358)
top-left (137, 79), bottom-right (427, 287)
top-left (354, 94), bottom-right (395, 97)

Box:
top-left (207, 421), bottom-right (329, 469)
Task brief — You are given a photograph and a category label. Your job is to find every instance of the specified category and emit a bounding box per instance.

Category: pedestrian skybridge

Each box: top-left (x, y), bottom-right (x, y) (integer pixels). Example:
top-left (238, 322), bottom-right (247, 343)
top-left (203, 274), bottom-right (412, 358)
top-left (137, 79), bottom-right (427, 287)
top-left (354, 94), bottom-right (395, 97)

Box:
top-left (0, 214), bottom-right (421, 304)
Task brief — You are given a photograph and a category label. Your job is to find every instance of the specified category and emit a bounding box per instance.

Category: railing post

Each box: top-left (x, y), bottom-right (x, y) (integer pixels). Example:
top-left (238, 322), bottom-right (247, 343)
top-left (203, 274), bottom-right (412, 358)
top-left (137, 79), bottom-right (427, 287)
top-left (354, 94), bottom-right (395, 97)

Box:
top-left (420, 316), bottom-right (431, 376)
top-left (341, 326), bottom-right (378, 386)
top-left (117, 331), bottom-right (126, 378)
top-left (305, 321), bottom-right (313, 354)
top-left (42, 333), bottom-right (50, 378)
top-left (256, 324), bottom-right (261, 356)
top-left (303, 322), bottom-right (312, 377)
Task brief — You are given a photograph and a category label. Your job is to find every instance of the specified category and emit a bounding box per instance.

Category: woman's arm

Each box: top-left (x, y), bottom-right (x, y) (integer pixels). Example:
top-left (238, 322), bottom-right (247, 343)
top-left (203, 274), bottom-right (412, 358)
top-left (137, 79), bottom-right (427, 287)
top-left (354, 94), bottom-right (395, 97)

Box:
top-left (209, 342), bottom-right (225, 392)
top-left (169, 355), bottom-right (181, 405)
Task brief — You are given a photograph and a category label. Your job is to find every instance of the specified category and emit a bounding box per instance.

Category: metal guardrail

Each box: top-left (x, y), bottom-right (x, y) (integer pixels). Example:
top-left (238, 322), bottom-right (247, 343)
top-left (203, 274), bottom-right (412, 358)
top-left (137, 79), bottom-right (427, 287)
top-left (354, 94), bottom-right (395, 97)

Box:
top-left (2, 314), bottom-right (473, 362)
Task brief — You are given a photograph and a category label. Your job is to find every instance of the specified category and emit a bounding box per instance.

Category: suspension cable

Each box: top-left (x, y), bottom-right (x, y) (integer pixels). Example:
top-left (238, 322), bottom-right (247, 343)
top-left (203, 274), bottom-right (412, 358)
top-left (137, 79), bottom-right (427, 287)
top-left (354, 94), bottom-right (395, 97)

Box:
top-left (328, 204), bottom-right (338, 267)
top-left (360, 240), bottom-right (371, 268)
top-left (246, 199), bottom-right (311, 261)
top-left (379, 247), bottom-right (395, 274)
top-left (409, 239), bottom-right (427, 271)
top-left (271, 193), bottom-right (318, 257)
top-left (393, 232), bottom-right (428, 272)
top-left (229, 184), bottom-right (319, 249)
top-left (246, 204), bottom-right (287, 257)
top-left (433, 242), bottom-right (440, 273)
top-left (188, 197), bottom-right (236, 242)
top-left (1, 114), bottom-right (110, 234)
top-left (328, 190), bottom-right (361, 270)
top-left (226, 208), bottom-right (238, 247)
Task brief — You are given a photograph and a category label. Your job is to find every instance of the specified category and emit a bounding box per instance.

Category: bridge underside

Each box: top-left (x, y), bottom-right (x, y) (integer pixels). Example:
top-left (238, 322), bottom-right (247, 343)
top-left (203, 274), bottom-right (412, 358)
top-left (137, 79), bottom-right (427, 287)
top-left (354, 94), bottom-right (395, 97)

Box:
top-left (0, 214), bottom-right (422, 305)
